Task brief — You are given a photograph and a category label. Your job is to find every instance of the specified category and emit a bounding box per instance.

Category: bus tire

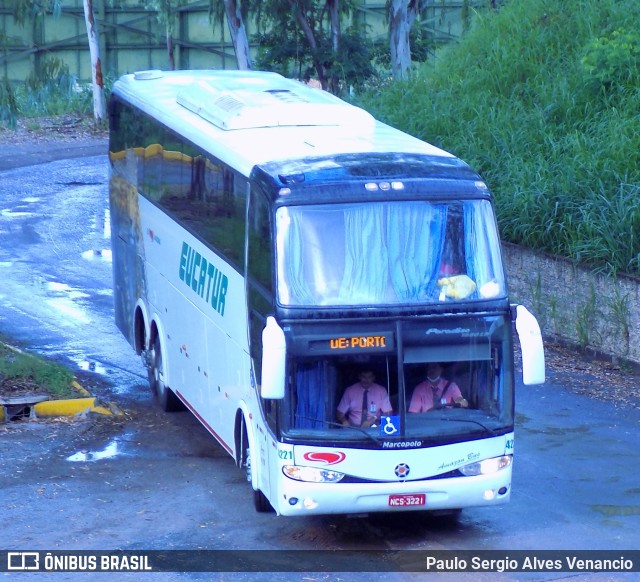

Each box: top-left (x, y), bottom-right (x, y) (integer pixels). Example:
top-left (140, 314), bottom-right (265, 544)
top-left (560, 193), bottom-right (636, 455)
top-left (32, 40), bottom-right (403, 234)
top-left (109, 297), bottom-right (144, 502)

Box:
top-left (243, 424), bottom-right (273, 513)
top-left (254, 488), bottom-right (271, 513)
top-left (148, 335), bottom-right (182, 412)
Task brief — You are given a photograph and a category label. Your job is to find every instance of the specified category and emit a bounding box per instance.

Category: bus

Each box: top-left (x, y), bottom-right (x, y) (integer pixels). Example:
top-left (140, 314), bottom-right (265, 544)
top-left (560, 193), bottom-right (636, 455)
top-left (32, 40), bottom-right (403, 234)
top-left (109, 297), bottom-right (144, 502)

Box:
top-left (108, 69), bottom-right (545, 516)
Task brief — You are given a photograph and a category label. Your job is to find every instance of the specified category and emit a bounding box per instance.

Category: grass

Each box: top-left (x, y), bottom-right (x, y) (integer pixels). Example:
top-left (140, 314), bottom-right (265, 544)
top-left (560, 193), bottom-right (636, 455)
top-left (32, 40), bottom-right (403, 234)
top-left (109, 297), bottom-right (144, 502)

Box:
top-left (2, 1), bottom-right (639, 279)
top-left (0, 341), bottom-right (75, 400)
top-left (0, 56), bottom-right (107, 130)
top-left (355, 0), bottom-right (640, 278)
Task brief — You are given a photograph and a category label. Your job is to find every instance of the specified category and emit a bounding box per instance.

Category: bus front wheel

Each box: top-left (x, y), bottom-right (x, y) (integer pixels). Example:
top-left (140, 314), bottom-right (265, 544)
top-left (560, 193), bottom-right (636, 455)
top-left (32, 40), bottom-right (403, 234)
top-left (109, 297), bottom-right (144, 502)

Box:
top-left (243, 426), bottom-right (273, 513)
top-left (148, 336), bottom-right (182, 412)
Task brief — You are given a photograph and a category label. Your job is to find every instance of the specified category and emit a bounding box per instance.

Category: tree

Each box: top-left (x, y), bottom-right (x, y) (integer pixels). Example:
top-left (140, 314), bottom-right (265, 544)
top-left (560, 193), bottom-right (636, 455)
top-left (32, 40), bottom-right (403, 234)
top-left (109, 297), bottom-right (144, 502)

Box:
top-left (12, 0), bottom-right (62, 79)
top-left (253, 0), bottom-right (372, 95)
top-left (82, 0), bottom-right (106, 122)
top-left (388, 0), bottom-right (420, 80)
top-left (142, 0), bottom-right (191, 70)
top-left (223, 0), bottom-right (252, 70)
top-left (208, 0), bottom-right (252, 70)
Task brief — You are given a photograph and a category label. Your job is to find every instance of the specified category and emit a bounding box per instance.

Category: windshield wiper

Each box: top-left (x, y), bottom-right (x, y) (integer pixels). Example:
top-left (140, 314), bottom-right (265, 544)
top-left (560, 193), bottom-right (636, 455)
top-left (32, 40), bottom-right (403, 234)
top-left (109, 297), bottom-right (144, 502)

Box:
top-left (293, 415), bottom-right (381, 444)
top-left (426, 414), bottom-right (496, 436)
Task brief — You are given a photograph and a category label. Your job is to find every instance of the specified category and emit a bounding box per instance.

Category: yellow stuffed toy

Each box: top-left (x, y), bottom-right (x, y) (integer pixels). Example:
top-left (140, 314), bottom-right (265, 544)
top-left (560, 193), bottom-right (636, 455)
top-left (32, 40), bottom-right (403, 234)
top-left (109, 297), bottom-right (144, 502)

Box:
top-left (437, 275), bottom-right (476, 300)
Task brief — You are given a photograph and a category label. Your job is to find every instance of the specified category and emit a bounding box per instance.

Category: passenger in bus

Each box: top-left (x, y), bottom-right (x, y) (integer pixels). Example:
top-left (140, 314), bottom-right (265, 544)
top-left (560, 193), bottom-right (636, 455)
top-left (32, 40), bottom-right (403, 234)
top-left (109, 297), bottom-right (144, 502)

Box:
top-left (336, 370), bottom-right (393, 428)
top-left (408, 362), bottom-right (468, 412)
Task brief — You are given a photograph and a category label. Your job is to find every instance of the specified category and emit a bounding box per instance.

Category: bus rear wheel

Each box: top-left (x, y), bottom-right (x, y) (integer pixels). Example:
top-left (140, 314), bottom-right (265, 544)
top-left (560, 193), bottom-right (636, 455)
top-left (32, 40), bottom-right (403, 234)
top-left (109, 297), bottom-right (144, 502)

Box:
top-left (148, 336), bottom-right (182, 412)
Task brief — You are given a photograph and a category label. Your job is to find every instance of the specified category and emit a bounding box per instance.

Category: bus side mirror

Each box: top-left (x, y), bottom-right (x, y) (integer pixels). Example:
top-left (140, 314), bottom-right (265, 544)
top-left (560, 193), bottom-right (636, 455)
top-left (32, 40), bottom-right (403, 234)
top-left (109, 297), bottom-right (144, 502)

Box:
top-left (261, 316), bottom-right (286, 399)
top-left (513, 305), bottom-right (545, 385)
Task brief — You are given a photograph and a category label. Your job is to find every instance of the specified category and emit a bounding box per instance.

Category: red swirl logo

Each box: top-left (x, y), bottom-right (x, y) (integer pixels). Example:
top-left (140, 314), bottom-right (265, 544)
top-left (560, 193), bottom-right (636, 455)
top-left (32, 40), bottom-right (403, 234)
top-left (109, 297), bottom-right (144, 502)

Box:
top-left (303, 452), bottom-right (346, 465)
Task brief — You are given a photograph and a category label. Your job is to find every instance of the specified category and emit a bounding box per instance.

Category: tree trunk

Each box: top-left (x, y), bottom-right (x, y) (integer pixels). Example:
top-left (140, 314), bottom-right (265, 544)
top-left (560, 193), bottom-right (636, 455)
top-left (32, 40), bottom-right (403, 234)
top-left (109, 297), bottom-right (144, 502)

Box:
top-left (288, 0), bottom-right (327, 89)
top-left (223, 0), bottom-right (251, 70)
top-left (82, 0), bottom-right (106, 122)
top-left (167, 28), bottom-right (175, 70)
top-left (327, 0), bottom-right (340, 94)
top-left (389, 0), bottom-right (417, 80)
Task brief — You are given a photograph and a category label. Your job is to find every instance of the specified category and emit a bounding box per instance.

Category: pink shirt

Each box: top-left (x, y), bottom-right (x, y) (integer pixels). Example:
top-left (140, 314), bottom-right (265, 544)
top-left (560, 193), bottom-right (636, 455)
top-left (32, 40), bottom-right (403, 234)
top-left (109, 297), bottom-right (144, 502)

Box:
top-left (337, 382), bottom-right (392, 426)
top-left (408, 378), bottom-right (462, 412)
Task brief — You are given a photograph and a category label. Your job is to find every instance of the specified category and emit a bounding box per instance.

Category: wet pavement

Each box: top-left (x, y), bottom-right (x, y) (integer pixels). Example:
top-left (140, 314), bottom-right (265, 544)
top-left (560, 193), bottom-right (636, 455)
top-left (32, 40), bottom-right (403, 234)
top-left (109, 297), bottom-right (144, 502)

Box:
top-left (0, 140), bottom-right (145, 391)
top-left (1, 138), bottom-right (640, 580)
top-left (0, 137), bottom-right (107, 171)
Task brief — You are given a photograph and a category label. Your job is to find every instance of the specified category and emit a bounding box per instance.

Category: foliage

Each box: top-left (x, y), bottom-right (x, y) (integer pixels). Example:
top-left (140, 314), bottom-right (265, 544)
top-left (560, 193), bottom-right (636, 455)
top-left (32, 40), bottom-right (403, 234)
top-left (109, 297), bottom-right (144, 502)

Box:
top-left (0, 57), bottom-right (111, 127)
top-left (0, 77), bottom-right (19, 129)
top-left (254, 24), bottom-right (376, 93)
top-left (251, 0), bottom-right (373, 95)
top-left (0, 342), bottom-right (74, 398)
top-left (370, 21), bottom-right (437, 72)
top-left (356, 0), bottom-right (640, 277)
top-left (581, 28), bottom-right (640, 92)
top-left (12, 0), bottom-right (62, 24)
top-left (19, 58), bottom-right (93, 117)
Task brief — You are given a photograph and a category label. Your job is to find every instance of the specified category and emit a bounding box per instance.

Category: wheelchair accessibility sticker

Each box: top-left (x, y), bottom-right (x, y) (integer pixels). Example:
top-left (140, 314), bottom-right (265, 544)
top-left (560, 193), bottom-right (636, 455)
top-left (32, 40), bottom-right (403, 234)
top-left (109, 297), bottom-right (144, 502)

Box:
top-left (379, 415), bottom-right (400, 436)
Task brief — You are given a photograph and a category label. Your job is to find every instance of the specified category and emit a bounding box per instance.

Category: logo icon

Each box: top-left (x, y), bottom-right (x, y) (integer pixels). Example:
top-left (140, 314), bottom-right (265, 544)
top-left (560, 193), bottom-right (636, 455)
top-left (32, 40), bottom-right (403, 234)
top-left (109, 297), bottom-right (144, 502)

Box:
top-left (303, 451), bottom-right (346, 465)
top-left (394, 463), bottom-right (410, 479)
top-left (8, 552), bottom-right (39, 571)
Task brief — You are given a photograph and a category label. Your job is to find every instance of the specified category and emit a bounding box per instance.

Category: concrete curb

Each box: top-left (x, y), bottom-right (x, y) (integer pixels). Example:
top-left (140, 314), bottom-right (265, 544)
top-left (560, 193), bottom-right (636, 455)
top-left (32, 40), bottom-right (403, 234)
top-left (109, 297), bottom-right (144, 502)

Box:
top-left (0, 380), bottom-right (123, 423)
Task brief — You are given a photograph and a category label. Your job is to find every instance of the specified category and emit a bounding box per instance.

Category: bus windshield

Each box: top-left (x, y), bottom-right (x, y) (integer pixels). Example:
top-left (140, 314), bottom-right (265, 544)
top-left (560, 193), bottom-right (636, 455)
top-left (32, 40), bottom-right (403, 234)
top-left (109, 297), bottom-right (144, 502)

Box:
top-left (281, 315), bottom-right (514, 443)
top-left (275, 199), bottom-right (505, 307)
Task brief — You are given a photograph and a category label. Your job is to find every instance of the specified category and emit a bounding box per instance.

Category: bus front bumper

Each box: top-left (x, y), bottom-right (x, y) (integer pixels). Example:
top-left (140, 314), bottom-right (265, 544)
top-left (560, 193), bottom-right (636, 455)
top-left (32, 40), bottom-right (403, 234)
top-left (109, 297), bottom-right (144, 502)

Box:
top-left (274, 469), bottom-right (512, 516)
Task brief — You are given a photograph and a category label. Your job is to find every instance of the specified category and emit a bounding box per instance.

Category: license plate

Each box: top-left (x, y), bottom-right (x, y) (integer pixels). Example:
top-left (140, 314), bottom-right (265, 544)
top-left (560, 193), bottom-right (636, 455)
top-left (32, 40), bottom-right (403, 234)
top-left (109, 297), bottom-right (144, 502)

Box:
top-left (388, 493), bottom-right (426, 507)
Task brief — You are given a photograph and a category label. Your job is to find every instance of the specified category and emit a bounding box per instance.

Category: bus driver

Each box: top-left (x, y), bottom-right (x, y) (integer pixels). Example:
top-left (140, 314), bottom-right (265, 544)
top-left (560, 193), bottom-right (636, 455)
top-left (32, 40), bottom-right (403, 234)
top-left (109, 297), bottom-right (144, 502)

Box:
top-left (336, 371), bottom-right (393, 428)
top-left (408, 362), bottom-right (468, 412)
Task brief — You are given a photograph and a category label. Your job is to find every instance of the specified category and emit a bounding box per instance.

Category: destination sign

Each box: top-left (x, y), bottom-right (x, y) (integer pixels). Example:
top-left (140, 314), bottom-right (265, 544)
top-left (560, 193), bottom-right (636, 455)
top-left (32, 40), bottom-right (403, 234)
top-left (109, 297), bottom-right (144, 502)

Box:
top-left (306, 332), bottom-right (395, 355)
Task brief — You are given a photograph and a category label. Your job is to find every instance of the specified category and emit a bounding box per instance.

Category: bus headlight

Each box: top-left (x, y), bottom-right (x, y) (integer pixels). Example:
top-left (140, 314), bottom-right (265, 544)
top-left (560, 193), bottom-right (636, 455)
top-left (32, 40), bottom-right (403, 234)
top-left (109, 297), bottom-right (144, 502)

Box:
top-left (459, 455), bottom-right (512, 476)
top-left (283, 465), bottom-right (345, 483)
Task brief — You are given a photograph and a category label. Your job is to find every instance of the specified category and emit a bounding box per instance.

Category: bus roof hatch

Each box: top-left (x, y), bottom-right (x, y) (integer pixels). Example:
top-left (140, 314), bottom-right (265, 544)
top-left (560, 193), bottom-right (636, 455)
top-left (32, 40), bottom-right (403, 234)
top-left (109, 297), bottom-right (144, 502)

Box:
top-left (176, 79), bottom-right (374, 131)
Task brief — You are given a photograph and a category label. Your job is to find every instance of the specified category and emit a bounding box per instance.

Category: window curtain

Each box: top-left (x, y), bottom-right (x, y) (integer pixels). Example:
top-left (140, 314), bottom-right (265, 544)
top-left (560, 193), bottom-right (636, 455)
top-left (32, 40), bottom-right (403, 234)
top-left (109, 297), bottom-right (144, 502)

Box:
top-left (464, 202), bottom-right (492, 294)
top-left (279, 202), bottom-right (452, 306)
top-left (387, 203), bottom-right (447, 301)
top-left (338, 205), bottom-right (389, 303)
top-left (276, 209), bottom-right (316, 305)
top-left (294, 362), bottom-right (327, 428)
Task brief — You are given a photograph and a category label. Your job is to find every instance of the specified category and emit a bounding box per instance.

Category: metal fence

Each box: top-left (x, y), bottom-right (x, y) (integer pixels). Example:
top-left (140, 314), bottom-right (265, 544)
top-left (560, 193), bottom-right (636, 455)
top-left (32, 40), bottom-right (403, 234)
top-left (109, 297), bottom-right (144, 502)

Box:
top-left (0, 0), bottom-right (476, 83)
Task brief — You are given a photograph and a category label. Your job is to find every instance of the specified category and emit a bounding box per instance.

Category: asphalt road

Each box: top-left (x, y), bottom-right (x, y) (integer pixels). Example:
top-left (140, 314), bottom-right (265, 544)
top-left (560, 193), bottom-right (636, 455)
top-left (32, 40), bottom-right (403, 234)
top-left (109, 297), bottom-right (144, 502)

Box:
top-left (1, 138), bottom-right (639, 581)
top-left (0, 137), bottom-right (107, 171)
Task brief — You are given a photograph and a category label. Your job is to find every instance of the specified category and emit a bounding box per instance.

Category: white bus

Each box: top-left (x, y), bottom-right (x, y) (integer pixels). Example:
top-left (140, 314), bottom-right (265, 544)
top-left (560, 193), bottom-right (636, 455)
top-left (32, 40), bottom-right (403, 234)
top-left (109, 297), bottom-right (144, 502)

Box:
top-left (108, 69), bottom-right (544, 516)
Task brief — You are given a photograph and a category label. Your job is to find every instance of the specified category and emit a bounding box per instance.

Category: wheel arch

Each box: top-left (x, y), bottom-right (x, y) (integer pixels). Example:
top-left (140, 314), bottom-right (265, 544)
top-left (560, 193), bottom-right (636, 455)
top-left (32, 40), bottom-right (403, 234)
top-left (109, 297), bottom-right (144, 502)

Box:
top-left (148, 314), bottom-right (170, 389)
top-left (234, 403), bottom-right (258, 491)
top-left (133, 299), bottom-right (149, 355)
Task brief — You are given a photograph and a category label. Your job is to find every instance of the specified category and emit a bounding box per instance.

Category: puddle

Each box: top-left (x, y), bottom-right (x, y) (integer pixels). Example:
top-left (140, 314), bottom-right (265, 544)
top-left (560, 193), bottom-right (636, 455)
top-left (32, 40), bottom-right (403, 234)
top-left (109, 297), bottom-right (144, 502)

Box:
top-left (1, 208), bottom-right (33, 218)
top-left (81, 249), bottom-right (112, 262)
top-left (46, 297), bottom-right (91, 324)
top-left (67, 351), bottom-right (111, 376)
top-left (66, 430), bottom-right (136, 462)
top-left (39, 279), bottom-right (93, 324)
top-left (46, 281), bottom-right (90, 300)
top-left (520, 425), bottom-right (590, 436)
top-left (103, 208), bottom-right (111, 238)
top-left (1, 197), bottom-right (40, 217)
top-left (591, 504), bottom-right (640, 516)
top-left (76, 359), bottom-right (108, 375)
top-left (66, 440), bottom-right (120, 462)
